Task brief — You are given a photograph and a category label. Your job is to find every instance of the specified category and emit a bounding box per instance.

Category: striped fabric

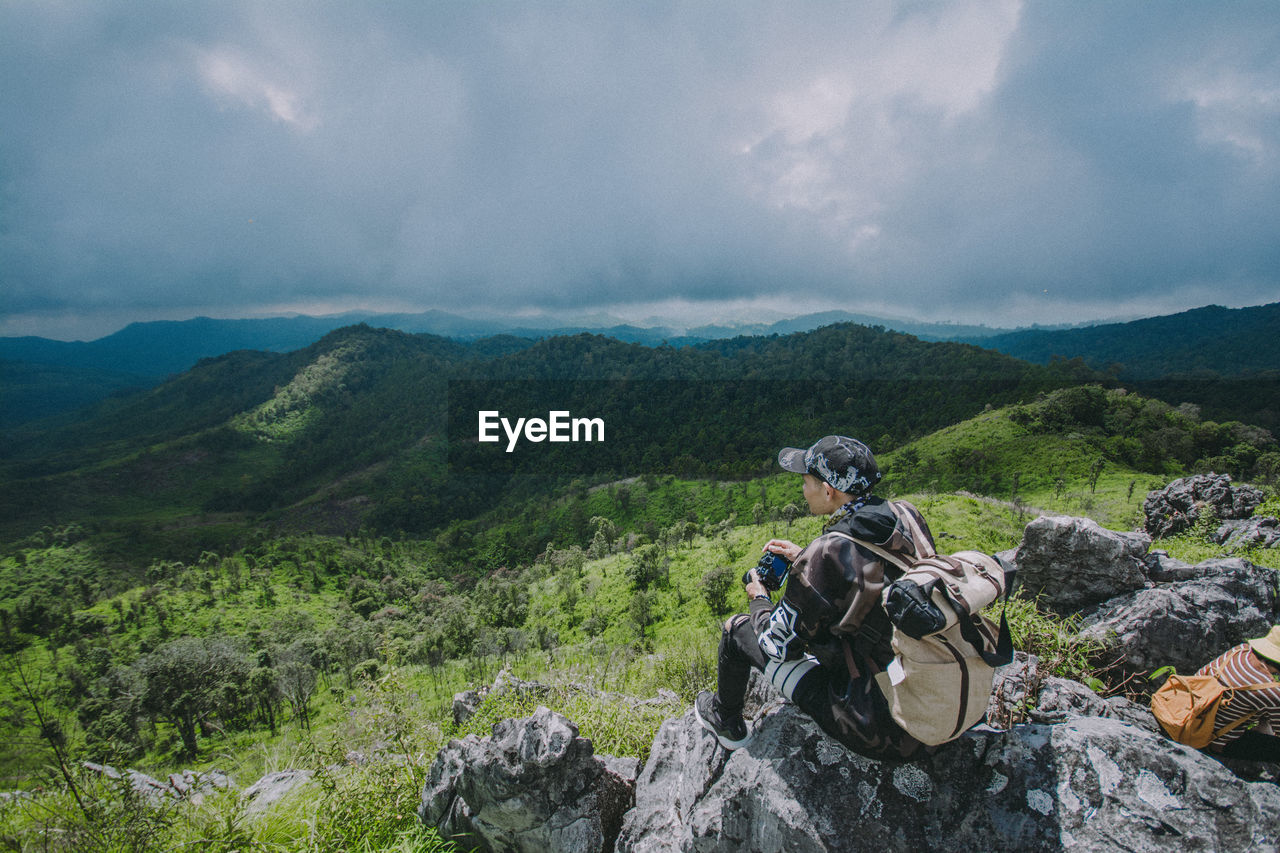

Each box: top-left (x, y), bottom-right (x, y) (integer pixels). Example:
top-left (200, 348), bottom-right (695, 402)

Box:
top-left (1195, 643), bottom-right (1280, 748)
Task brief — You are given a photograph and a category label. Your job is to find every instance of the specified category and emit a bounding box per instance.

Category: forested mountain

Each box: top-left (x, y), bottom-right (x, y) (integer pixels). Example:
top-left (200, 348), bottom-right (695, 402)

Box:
top-left (0, 360), bottom-right (150, 428)
top-left (969, 302), bottom-right (1280, 379)
top-left (0, 323), bottom-right (1097, 548)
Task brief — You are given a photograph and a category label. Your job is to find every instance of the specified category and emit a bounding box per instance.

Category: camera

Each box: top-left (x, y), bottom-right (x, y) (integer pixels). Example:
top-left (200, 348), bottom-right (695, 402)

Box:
top-left (743, 552), bottom-right (791, 592)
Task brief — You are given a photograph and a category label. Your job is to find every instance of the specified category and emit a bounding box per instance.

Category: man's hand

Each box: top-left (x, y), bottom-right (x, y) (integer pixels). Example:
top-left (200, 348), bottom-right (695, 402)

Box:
top-left (743, 568), bottom-right (769, 601)
top-left (763, 539), bottom-right (801, 563)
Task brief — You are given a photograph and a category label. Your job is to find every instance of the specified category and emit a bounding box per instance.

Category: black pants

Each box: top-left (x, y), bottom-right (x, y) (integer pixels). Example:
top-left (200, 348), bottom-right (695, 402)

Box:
top-left (716, 614), bottom-right (923, 760)
top-left (1217, 730), bottom-right (1280, 764)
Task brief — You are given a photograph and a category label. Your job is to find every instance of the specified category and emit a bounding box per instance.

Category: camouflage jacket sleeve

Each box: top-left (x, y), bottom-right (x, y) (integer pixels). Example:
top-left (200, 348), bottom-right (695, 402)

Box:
top-left (755, 533), bottom-right (859, 663)
top-left (754, 499), bottom-right (936, 663)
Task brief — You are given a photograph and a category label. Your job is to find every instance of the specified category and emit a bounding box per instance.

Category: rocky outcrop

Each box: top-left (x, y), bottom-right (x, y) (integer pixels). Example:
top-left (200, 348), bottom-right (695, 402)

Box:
top-left (1217, 515), bottom-right (1280, 551)
top-left (1078, 557), bottom-right (1280, 673)
top-left (1014, 515), bottom-right (1151, 612)
top-left (1143, 473), bottom-right (1265, 537)
top-left (419, 706), bottom-right (635, 853)
top-left (616, 703), bottom-right (1280, 853)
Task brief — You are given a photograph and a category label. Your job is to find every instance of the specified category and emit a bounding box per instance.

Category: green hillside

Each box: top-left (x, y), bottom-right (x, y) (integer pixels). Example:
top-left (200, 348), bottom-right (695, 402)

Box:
top-left (2, 388), bottom-right (1276, 849)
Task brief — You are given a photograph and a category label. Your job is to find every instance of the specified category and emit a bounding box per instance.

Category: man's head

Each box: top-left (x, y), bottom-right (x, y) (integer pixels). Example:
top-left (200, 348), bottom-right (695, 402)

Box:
top-left (777, 436), bottom-right (880, 514)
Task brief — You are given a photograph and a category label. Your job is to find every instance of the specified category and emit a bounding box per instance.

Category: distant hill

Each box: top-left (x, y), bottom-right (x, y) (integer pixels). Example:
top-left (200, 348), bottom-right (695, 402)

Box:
top-left (966, 302), bottom-right (1280, 379)
top-left (0, 360), bottom-right (150, 428)
top-left (0, 309), bottom-right (1011, 375)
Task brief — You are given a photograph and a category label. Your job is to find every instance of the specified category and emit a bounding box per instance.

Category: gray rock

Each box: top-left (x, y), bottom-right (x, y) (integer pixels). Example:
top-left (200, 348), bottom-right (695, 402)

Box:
top-left (1217, 516), bottom-right (1280, 551)
top-left (490, 669), bottom-right (553, 701)
top-left (1143, 549), bottom-right (1200, 582)
top-left (987, 652), bottom-right (1040, 730)
top-left (82, 762), bottom-right (173, 805)
top-left (452, 690), bottom-right (484, 726)
top-left (419, 706), bottom-right (633, 853)
top-left (1029, 677), bottom-right (1159, 733)
top-left (1014, 515), bottom-right (1151, 612)
top-left (167, 768), bottom-right (235, 804)
top-left (1078, 559), bottom-right (1280, 673)
top-left (1143, 473), bottom-right (1265, 537)
top-left (598, 754), bottom-right (641, 788)
top-left (241, 769), bottom-right (313, 816)
top-left (616, 704), bottom-right (1280, 852)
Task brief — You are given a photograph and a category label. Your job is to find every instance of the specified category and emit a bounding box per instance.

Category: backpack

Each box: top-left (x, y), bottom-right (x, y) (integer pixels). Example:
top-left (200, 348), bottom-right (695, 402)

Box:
top-left (834, 507), bottom-right (1014, 746)
top-left (1150, 669), bottom-right (1272, 749)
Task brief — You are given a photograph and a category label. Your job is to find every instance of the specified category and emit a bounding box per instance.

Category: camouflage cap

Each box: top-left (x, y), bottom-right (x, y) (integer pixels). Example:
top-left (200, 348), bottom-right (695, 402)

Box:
top-left (777, 435), bottom-right (881, 495)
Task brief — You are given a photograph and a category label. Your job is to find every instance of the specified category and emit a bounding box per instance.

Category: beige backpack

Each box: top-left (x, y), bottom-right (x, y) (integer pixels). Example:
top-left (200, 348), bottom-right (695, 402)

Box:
top-left (837, 511), bottom-right (1013, 746)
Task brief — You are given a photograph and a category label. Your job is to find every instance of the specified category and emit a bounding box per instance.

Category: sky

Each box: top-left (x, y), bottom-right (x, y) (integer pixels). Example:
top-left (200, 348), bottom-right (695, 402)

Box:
top-left (2, 1), bottom-right (1279, 341)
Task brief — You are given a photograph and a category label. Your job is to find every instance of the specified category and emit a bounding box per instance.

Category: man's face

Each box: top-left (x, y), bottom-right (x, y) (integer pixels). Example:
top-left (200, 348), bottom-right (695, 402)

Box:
top-left (801, 474), bottom-right (835, 515)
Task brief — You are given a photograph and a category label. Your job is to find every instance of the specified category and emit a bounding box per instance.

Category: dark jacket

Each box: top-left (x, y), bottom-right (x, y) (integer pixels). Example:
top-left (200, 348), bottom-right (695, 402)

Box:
top-left (753, 497), bottom-right (934, 670)
top-left (747, 497), bottom-right (935, 758)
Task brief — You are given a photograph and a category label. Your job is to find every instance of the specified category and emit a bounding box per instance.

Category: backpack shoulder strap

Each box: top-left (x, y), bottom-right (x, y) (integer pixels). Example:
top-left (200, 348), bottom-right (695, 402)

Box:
top-left (826, 529), bottom-right (913, 573)
top-left (890, 500), bottom-right (936, 560)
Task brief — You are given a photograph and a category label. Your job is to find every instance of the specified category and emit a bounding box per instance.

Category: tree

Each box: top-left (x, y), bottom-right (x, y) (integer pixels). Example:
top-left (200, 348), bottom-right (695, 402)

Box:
top-left (629, 590), bottom-right (656, 640)
top-left (781, 503), bottom-right (805, 533)
top-left (136, 638), bottom-right (250, 759)
top-left (278, 658), bottom-right (318, 731)
top-left (626, 544), bottom-right (667, 590)
top-left (699, 566), bottom-right (737, 616)
top-left (249, 664), bottom-right (281, 736)
top-left (78, 665), bottom-right (145, 763)
top-left (588, 516), bottom-right (617, 557)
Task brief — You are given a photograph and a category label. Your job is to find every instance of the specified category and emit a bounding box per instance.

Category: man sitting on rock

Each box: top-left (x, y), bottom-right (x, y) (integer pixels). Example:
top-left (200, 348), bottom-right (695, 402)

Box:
top-left (1197, 625), bottom-right (1280, 763)
top-left (695, 435), bottom-right (934, 759)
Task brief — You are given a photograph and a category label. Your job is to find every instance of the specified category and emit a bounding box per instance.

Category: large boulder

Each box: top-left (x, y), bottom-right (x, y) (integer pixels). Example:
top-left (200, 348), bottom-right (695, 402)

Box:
top-left (1014, 516), bottom-right (1151, 612)
top-left (1030, 676), bottom-right (1159, 733)
top-left (419, 706), bottom-right (634, 853)
top-left (1143, 474), bottom-right (1265, 538)
top-left (1077, 558), bottom-right (1280, 673)
top-left (616, 704), bottom-right (1280, 852)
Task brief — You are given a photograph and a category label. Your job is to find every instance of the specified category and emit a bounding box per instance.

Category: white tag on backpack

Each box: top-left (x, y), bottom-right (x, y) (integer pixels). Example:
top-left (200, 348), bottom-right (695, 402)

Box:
top-left (887, 656), bottom-right (906, 685)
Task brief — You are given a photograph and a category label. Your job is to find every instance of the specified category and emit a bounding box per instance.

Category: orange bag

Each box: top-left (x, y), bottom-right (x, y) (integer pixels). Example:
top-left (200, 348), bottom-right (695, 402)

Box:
top-left (1150, 671), bottom-right (1272, 749)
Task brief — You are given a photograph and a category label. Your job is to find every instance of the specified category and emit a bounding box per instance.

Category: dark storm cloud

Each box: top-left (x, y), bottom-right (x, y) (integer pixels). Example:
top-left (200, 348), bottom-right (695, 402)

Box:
top-left (1, 1), bottom-right (1278, 339)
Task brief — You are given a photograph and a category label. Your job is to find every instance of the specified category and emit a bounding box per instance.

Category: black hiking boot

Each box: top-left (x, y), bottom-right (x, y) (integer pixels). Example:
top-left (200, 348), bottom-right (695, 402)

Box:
top-left (695, 691), bottom-right (752, 750)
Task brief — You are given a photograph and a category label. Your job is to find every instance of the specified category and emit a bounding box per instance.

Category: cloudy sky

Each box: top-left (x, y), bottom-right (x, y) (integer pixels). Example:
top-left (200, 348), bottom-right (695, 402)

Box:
top-left (2, 1), bottom-right (1278, 341)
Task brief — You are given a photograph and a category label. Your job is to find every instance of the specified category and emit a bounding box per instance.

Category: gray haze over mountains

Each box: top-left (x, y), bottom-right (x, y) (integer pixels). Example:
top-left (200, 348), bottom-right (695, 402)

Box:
top-left (3, 2), bottom-right (1279, 341)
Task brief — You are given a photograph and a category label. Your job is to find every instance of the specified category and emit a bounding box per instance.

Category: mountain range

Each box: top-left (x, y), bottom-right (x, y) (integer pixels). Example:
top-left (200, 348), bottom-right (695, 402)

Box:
top-left (4, 302), bottom-right (1277, 409)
